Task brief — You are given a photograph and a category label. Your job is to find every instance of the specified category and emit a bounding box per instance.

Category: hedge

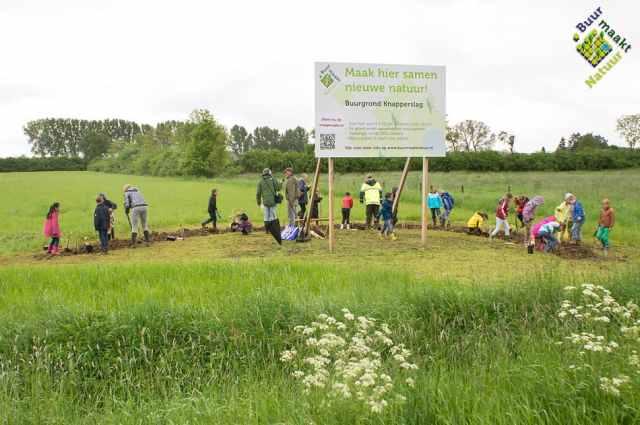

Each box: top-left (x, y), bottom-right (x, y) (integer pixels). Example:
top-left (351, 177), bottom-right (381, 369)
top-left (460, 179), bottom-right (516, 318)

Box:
top-left (0, 157), bottom-right (86, 172)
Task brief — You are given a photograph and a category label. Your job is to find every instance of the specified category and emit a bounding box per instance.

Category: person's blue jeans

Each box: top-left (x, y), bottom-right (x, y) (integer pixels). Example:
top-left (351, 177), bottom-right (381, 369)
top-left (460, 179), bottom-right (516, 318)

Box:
top-left (98, 229), bottom-right (109, 252)
top-left (539, 230), bottom-right (558, 252)
top-left (571, 221), bottom-right (583, 241)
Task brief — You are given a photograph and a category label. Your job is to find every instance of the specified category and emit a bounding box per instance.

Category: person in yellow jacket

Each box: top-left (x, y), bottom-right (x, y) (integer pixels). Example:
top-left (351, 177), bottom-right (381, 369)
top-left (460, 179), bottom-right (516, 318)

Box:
top-left (360, 174), bottom-right (383, 229)
top-left (555, 193), bottom-right (574, 242)
top-left (467, 211), bottom-right (488, 235)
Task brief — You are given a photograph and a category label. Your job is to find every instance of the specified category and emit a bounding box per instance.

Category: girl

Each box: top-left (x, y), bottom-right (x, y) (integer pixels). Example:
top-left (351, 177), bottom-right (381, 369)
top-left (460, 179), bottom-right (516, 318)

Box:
top-left (341, 192), bottom-right (353, 229)
top-left (378, 192), bottom-right (396, 240)
top-left (43, 202), bottom-right (61, 256)
top-left (522, 196), bottom-right (544, 245)
top-left (595, 198), bottom-right (615, 256)
top-left (490, 193), bottom-right (513, 240)
top-left (427, 188), bottom-right (442, 227)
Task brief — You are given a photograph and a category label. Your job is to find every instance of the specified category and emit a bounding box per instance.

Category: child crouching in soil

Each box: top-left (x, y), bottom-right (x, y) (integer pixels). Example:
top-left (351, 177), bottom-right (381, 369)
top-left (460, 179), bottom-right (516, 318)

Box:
top-left (43, 202), bottom-right (61, 256)
top-left (595, 198), bottom-right (615, 256)
top-left (378, 192), bottom-right (397, 240)
top-left (467, 211), bottom-right (488, 235)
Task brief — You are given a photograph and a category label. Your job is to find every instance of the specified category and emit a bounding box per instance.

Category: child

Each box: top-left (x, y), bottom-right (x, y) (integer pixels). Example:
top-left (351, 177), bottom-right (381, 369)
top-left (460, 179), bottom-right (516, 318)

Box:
top-left (534, 218), bottom-right (561, 253)
top-left (99, 193), bottom-right (118, 240)
top-left (522, 196), bottom-right (544, 245)
top-left (43, 202), bottom-right (61, 256)
top-left (467, 211), bottom-right (488, 235)
top-left (595, 198), bottom-right (615, 256)
top-left (231, 212), bottom-right (253, 235)
top-left (310, 190), bottom-right (322, 226)
top-left (427, 188), bottom-right (442, 227)
top-left (378, 192), bottom-right (396, 240)
top-left (439, 191), bottom-right (455, 228)
top-left (341, 192), bottom-right (353, 229)
top-left (490, 193), bottom-right (513, 240)
top-left (514, 195), bottom-right (529, 228)
top-left (94, 196), bottom-right (110, 254)
top-left (202, 189), bottom-right (221, 231)
top-left (571, 195), bottom-right (585, 243)
top-left (555, 193), bottom-right (574, 242)
top-left (529, 216), bottom-right (556, 252)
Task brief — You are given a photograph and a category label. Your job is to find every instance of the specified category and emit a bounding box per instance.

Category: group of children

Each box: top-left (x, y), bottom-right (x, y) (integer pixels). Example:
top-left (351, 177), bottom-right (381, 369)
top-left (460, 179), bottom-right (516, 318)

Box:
top-left (465, 192), bottom-right (616, 255)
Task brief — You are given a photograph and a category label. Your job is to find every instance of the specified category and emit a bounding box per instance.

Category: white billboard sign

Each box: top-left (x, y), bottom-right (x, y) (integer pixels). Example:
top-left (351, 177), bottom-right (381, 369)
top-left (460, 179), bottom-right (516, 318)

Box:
top-left (315, 62), bottom-right (446, 158)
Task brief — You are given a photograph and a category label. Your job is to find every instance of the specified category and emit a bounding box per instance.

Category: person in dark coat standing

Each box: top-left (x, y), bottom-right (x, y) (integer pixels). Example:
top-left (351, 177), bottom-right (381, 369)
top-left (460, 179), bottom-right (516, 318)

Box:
top-left (99, 193), bottom-right (117, 240)
top-left (201, 189), bottom-right (220, 231)
top-left (94, 196), bottom-right (111, 254)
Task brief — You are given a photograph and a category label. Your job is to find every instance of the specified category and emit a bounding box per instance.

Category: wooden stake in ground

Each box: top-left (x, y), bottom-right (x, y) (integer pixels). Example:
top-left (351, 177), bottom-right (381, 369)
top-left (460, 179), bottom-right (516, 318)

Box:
top-left (421, 157), bottom-right (429, 246)
top-left (303, 159), bottom-right (322, 236)
top-left (328, 157), bottom-right (335, 253)
top-left (392, 158), bottom-right (411, 216)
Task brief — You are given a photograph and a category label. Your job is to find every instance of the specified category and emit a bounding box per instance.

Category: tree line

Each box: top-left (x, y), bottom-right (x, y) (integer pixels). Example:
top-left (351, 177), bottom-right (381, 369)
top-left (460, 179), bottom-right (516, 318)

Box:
top-left (12, 111), bottom-right (640, 176)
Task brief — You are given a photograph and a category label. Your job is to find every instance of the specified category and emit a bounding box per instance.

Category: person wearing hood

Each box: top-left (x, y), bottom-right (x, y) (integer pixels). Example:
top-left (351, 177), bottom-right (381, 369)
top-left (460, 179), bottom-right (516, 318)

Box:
top-left (360, 174), bottom-right (383, 229)
top-left (256, 168), bottom-right (282, 245)
top-left (123, 184), bottom-right (150, 247)
top-left (555, 193), bottom-right (574, 242)
top-left (570, 195), bottom-right (585, 243)
top-left (522, 196), bottom-right (544, 245)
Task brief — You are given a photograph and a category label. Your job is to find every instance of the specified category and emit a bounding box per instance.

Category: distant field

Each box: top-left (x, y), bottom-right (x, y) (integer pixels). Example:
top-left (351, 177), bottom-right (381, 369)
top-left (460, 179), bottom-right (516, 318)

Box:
top-left (1, 169), bottom-right (639, 254)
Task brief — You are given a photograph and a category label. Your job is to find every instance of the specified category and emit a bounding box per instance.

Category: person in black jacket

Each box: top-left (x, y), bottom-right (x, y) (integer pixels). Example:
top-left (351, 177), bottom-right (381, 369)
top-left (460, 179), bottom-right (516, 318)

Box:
top-left (201, 189), bottom-right (220, 231)
top-left (94, 196), bottom-right (111, 254)
top-left (99, 193), bottom-right (118, 240)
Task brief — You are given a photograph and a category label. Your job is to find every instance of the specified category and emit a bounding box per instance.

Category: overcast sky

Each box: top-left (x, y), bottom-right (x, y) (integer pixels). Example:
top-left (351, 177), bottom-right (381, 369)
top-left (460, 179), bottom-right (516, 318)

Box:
top-left (0, 0), bottom-right (638, 156)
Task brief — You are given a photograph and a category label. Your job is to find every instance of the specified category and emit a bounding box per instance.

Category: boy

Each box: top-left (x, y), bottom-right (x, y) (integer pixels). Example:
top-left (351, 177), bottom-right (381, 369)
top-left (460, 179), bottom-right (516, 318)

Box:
top-left (439, 190), bottom-right (455, 228)
top-left (514, 195), bottom-right (529, 229)
top-left (94, 196), bottom-right (111, 254)
top-left (490, 193), bottom-right (513, 240)
top-left (202, 189), bottom-right (221, 231)
top-left (595, 198), bottom-right (615, 256)
top-left (570, 195), bottom-right (585, 244)
top-left (427, 187), bottom-right (442, 227)
top-left (378, 192), bottom-right (396, 240)
top-left (341, 192), bottom-right (353, 229)
top-left (467, 211), bottom-right (488, 235)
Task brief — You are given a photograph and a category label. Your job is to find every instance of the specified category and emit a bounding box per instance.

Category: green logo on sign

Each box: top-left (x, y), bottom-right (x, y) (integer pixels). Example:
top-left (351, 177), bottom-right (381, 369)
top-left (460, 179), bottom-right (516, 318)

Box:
top-left (320, 73), bottom-right (334, 88)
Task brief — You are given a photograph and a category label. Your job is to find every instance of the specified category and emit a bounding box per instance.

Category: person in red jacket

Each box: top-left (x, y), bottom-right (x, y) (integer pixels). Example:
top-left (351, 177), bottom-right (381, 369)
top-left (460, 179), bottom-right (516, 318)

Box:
top-left (341, 192), bottom-right (354, 229)
top-left (490, 193), bottom-right (513, 240)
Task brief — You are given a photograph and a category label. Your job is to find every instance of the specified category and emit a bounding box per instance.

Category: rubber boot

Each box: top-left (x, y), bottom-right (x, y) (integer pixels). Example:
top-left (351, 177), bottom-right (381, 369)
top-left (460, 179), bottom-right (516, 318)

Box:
top-left (143, 230), bottom-right (150, 245)
top-left (269, 219), bottom-right (282, 245)
top-left (130, 232), bottom-right (137, 248)
top-left (264, 221), bottom-right (270, 234)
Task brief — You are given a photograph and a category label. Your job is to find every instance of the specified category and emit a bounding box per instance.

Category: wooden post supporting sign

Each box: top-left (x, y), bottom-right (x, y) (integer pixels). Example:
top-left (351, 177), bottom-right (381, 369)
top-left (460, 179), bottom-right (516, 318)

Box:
top-left (328, 157), bottom-right (335, 253)
top-left (421, 157), bottom-right (429, 247)
top-left (392, 157), bottom-right (411, 216)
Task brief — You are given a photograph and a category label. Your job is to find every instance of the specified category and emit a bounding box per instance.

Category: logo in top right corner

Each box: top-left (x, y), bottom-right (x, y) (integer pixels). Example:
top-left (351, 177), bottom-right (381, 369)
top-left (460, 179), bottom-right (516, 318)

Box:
top-left (573, 7), bottom-right (632, 88)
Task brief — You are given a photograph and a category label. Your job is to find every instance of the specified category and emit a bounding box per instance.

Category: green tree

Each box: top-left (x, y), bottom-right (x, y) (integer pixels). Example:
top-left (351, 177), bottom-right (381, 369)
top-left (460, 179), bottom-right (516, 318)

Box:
top-left (252, 126), bottom-right (280, 150)
top-left (453, 120), bottom-right (496, 152)
top-left (616, 114), bottom-right (640, 149)
top-left (79, 132), bottom-right (111, 162)
top-left (180, 110), bottom-right (229, 177)
top-left (278, 126), bottom-right (308, 152)
top-left (230, 125), bottom-right (251, 154)
top-left (568, 133), bottom-right (608, 151)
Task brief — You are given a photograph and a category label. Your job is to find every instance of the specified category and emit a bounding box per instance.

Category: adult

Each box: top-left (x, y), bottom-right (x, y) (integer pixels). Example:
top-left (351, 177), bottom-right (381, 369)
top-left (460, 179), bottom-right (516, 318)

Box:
top-left (99, 192), bottom-right (118, 240)
top-left (283, 167), bottom-right (300, 227)
top-left (297, 174), bottom-right (309, 219)
top-left (123, 184), bottom-right (150, 247)
top-left (256, 168), bottom-right (282, 245)
top-left (360, 174), bottom-right (383, 229)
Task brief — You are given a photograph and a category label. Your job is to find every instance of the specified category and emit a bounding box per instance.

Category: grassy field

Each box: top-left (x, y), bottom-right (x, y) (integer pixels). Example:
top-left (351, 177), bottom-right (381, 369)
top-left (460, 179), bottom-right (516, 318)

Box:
top-left (1, 169), bottom-right (639, 254)
top-left (1, 170), bottom-right (640, 424)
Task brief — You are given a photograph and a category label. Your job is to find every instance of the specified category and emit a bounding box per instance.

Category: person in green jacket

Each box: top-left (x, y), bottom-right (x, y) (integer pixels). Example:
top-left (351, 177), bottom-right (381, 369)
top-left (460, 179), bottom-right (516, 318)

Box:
top-left (256, 168), bottom-right (282, 245)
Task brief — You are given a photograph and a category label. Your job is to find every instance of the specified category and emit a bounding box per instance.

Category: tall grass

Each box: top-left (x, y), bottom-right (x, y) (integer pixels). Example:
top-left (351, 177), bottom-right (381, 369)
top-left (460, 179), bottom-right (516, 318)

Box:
top-left (1, 262), bottom-right (639, 424)
top-left (1, 169), bottom-right (639, 253)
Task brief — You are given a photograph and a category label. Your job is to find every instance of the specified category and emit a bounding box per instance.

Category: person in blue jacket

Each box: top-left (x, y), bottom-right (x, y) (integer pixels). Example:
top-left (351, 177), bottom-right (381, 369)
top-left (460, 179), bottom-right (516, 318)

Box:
top-left (570, 195), bottom-right (585, 243)
top-left (377, 192), bottom-right (397, 240)
top-left (439, 191), bottom-right (455, 228)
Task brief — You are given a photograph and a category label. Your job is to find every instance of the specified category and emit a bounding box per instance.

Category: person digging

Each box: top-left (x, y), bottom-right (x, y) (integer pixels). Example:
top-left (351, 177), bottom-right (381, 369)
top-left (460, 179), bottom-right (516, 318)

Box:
top-left (123, 184), bottom-right (151, 247)
top-left (256, 168), bottom-right (282, 245)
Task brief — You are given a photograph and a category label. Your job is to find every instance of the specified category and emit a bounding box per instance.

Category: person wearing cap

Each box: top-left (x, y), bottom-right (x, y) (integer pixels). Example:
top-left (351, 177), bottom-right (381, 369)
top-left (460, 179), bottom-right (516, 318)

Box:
top-left (123, 184), bottom-right (150, 247)
top-left (283, 167), bottom-right (300, 227)
top-left (360, 174), bottom-right (383, 229)
top-left (256, 168), bottom-right (282, 245)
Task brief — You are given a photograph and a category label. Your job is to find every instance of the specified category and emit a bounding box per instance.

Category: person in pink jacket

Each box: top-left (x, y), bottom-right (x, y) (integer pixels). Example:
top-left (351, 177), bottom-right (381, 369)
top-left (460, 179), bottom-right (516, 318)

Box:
top-left (43, 202), bottom-right (61, 256)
